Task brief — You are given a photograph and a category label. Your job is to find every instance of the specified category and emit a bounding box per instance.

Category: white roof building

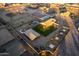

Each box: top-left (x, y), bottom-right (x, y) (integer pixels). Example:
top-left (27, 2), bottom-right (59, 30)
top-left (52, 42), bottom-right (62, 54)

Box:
top-left (24, 29), bottom-right (40, 41)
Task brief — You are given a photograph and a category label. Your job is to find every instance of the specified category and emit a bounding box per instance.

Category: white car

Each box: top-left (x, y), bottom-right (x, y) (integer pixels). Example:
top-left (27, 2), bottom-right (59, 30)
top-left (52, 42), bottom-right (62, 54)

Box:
top-left (19, 29), bottom-right (25, 34)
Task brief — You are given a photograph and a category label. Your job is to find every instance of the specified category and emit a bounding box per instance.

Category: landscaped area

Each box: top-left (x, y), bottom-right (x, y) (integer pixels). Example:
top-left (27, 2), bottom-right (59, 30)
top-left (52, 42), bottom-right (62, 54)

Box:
top-left (33, 24), bottom-right (57, 36)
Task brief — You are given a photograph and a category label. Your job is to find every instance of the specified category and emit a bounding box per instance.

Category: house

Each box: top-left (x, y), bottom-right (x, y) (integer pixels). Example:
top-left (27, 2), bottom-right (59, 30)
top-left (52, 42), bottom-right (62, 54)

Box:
top-left (24, 29), bottom-right (40, 41)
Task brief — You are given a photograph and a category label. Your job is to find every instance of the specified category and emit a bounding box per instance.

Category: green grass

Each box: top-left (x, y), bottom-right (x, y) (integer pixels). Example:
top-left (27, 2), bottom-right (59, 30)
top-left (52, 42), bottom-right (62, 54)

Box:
top-left (33, 24), bottom-right (57, 36)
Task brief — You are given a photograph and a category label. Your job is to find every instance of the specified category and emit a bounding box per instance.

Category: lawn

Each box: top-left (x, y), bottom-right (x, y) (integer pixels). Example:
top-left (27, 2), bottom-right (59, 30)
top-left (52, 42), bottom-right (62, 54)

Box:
top-left (33, 24), bottom-right (57, 36)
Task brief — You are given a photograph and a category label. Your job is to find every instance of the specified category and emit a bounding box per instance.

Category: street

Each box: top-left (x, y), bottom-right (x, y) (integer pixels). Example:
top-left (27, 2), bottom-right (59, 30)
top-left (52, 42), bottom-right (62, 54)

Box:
top-left (59, 14), bottom-right (79, 55)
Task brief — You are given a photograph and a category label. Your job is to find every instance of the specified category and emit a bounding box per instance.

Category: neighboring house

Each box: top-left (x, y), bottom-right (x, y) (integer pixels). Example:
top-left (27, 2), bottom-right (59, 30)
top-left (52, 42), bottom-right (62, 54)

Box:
top-left (0, 28), bottom-right (14, 46)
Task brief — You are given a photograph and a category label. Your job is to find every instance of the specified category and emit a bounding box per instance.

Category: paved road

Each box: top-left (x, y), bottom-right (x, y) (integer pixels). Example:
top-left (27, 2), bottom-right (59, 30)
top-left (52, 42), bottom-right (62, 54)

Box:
top-left (59, 14), bottom-right (79, 55)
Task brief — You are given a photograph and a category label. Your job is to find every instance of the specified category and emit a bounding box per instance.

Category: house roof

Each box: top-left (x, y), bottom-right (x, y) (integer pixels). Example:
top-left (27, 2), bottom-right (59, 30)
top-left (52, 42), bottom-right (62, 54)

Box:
top-left (0, 28), bottom-right (14, 46)
top-left (24, 29), bottom-right (40, 41)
